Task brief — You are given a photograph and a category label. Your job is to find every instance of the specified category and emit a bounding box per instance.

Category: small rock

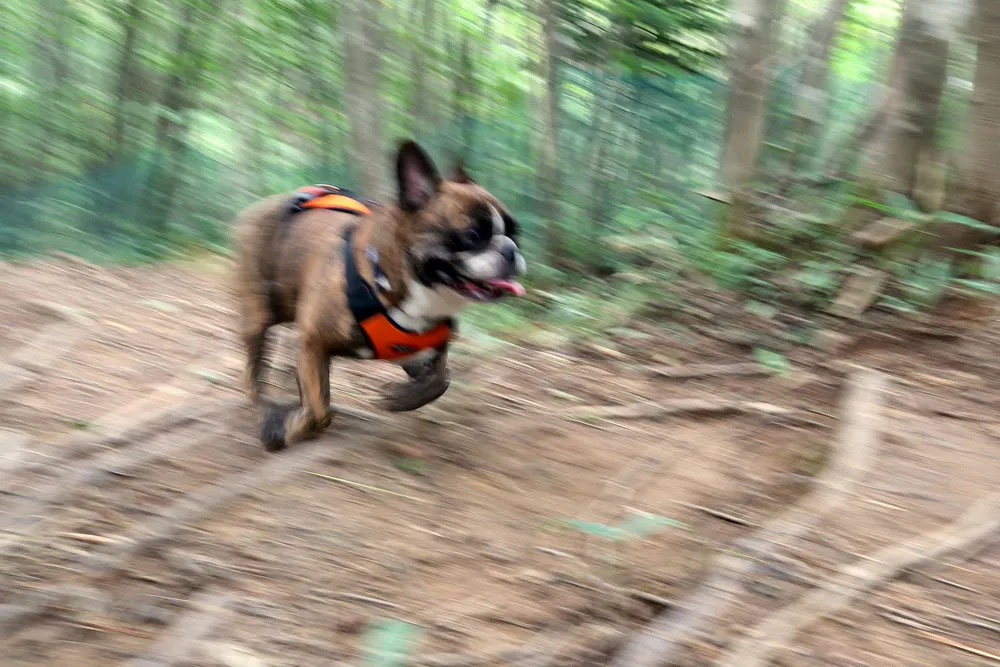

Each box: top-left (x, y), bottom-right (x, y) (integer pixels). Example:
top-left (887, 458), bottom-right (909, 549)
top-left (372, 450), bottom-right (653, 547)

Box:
top-left (810, 330), bottom-right (854, 354)
top-left (124, 596), bottom-right (174, 626)
top-left (826, 267), bottom-right (887, 320)
top-left (612, 272), bottom-right (653, 285)
top-left (202, 642), bottom-right (269, 667)
top-left (337, 614), bottom-right (367, 634)
top-left (583, 343), bottom-right (629, 361)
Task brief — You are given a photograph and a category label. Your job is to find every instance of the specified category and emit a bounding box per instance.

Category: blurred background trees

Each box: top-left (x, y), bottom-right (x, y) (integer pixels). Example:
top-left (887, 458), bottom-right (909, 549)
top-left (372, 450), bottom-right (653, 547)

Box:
top-left (1, 0), bottom-right (998, 321)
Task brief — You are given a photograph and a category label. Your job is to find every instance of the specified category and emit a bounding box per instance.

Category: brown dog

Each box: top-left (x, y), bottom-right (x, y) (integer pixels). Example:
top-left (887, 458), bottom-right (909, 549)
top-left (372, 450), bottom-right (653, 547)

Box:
top-left (230, 141), bottom-right (527, 451)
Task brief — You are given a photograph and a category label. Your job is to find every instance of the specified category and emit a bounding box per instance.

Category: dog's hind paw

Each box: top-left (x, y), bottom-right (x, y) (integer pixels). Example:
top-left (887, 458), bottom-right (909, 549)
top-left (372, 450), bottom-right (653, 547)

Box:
top-left (259, 402), bottom-right (292, 452)
top-left (380, 374), bottom-right (450, 412)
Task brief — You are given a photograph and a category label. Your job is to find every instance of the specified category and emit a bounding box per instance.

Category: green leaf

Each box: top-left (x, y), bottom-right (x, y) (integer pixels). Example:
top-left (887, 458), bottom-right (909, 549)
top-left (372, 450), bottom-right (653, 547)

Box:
top-left (562, 519), bottom-right (624, 540)
top-left (744, 300), bottom-right (777, 320)
top-left (752, 348), bottom-right (790, 375)
top-left (953, 279), bottom-right (1000, 295)
top-left (616, 510), bottom-right (687, 539)
top-left (360, 619), bottom-right (421, 667)
top-left (935, 212), bottom-right (995, 231)
top-left (882, 190), bottom-right (918, 216)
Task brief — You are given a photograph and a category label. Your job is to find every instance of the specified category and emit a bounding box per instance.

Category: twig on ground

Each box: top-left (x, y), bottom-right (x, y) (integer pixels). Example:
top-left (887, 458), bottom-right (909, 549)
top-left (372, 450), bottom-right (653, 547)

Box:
top-left (69, 620), bottom-right (153, 638)
top-left (610, 368), bottom-right (887, 667)
top-left (567, 398), bottom-right (798, 422)
top-left (943, 611), bottom-right (1000, 638)
top-left (681, 503), bottom-right (757, 527)
top-left (645, 362), bottom-right (771, 380)
top-left (305, 471), bottom-right (426, 503)
top-left (916, 629), bottom-right (1000, 664)
top-left (716, 492), bottom-right (1000, 667)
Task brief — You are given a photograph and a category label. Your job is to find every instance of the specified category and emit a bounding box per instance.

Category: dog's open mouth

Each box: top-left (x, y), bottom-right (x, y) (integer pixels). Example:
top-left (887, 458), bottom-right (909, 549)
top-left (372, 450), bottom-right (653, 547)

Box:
top-left (450, 278), bottom-right (526, 301)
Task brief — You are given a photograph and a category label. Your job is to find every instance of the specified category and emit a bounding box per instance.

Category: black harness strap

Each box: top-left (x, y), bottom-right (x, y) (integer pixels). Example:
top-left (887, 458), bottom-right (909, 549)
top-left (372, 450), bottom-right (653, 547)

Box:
top-left (343, 226), bottom-right (384, 351)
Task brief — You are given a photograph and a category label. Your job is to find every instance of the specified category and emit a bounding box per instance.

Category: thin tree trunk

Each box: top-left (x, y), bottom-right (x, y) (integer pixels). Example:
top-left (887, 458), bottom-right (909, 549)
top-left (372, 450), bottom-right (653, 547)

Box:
top-left (110, 0), bottom-right (145, 161)
top-left (948, 0), bottom-right (1000, 224)
top-left (342, 0), bottom-right (388, 199)
top-left (861, 0), bottom-right (968, 208)
top-left (538, 0), bottom-right (563, 260)
top-left (719, 0), bottom-right (789, 194)
top-left (940, 0), bottom-right (1000, 250)
top-left (31, 0), bottom-right (75, 175)
top-left (781, 0), bottom-right (852, 186)
top-left (453, 33), bottom-right (473, 159)
top-left (145, 0), bottom-right (224, 239)
top-left (408, 0), bottom-right (435, 139)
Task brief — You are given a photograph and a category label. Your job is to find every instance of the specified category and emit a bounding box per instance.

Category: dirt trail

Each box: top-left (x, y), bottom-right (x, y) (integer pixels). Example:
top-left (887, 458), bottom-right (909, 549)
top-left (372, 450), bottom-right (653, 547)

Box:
top-left (0, 256), bottom-right (998, 667)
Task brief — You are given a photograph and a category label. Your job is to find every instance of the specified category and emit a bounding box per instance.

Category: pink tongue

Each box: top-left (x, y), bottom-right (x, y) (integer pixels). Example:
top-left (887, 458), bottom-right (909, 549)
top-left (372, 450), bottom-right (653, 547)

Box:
top-left (485, 278), bottom-right (526, 297)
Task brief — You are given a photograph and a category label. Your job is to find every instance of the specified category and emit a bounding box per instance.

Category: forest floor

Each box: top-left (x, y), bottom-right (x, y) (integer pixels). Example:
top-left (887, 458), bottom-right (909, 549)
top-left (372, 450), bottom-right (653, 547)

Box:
top-left (1, 255), bottom-right (999, 667)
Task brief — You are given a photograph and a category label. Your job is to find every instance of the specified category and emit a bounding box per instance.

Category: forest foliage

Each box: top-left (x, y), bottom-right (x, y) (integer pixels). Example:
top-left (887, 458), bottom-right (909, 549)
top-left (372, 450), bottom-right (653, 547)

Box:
top-left (2, 0), bottom-right (998, 340)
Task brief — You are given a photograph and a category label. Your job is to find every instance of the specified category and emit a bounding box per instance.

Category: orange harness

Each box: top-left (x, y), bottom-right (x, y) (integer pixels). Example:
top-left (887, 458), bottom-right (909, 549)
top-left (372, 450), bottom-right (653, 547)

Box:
top-left (292, 185), bottom-right (453, 361)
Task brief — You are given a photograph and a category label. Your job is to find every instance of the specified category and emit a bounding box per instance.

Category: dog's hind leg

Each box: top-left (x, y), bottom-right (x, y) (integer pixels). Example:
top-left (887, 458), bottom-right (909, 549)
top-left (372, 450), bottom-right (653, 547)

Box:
top-left (262, 336), bottom-right (331, 451)
top-left (237, 294), bottom-right (273, 408)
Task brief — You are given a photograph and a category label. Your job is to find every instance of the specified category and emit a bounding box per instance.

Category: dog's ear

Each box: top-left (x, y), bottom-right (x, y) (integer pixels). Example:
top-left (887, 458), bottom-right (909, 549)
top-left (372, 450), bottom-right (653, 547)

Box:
top-left (396, 140), bottom-right (441, 212)
top-left (451, 161), bottom-right (476, 185)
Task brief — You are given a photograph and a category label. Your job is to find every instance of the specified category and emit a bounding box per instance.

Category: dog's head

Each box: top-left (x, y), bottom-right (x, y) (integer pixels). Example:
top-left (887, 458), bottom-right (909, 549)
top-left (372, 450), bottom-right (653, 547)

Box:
top-left (394, 140), bottom-right (527, 302)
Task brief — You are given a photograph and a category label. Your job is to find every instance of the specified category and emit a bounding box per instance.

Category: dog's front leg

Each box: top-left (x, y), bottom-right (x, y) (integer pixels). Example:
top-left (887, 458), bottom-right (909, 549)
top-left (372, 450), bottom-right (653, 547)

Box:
top-left (260, 338), bottom-right (331, 451)
top-left (381, 346), bottom-right (451, 412)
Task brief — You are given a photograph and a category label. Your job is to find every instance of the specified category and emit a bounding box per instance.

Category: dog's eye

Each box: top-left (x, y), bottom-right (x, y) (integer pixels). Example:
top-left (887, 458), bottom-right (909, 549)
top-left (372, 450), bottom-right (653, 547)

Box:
top-left (464, 228), bottom-right (481, 244)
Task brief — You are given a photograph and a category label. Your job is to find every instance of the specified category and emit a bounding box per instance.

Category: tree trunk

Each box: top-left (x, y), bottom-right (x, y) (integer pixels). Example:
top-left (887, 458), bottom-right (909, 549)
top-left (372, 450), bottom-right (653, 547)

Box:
top-left (948, 0), bottom-right (1000, 225)
top-left (31, 0), bottom-right (75, 175)
top-left (933, 0), bottom-right (1000, 258)
top-left (453, 33), bottom-right (474, 160)
top-left (719, 0), bottom-right (789, 197)
top-left (145, 0), bottom-right (224, 239)
top-left (342, 0), bottom-right (389, 199)
top-left (538, 0), bottom-right (563, 260)
top-left (110, 0), bottom-right (145, 161)
top-left (782, 0), bottom-right (852, 183)
top-left (408, 0), bottom-right (435, 139)
top-left (862, 0), bottom-right (968, 208)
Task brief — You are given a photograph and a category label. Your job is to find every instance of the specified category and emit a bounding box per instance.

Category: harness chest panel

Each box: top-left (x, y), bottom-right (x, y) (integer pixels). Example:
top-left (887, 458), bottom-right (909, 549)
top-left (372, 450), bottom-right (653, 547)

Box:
top-left (289, 184), bottom-right (453, 361)
top-left (342, 227), bottom-right (453, 361)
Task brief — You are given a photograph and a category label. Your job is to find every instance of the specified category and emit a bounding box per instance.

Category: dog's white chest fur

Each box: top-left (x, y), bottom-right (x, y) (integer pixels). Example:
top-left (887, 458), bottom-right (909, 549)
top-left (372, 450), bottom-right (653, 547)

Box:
top-left (389, 281), bottom-right (468, 331)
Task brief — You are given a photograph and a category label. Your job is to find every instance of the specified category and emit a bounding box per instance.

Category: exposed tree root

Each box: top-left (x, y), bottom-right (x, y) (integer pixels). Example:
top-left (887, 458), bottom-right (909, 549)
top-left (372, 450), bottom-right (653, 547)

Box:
top-left (568, 398), bottom-right (798, 422)
top-left (0, 423), bottom-right (227, 555)
top-left (0, 437), bottom-right (350, 635)
top-left (1, 395), bottom-right (225, 486)
top-left (645, 362), bottom-right (771, 380)
top-left (717, 492), bottom-right (1000, 667)
top-left (0, 314), bottom-right (92, 397)
top-left (119, 588), bottom-right (236, 667)
top-left (82, 439), bottom-right (350, 575)
top-left (610, 368), bottom-right (887, 667)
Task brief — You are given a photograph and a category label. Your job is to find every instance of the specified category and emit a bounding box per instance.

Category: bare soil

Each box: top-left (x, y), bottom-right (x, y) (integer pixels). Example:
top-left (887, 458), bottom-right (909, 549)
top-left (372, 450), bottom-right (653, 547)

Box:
top-left (0, 255), bottom-right (998, 667)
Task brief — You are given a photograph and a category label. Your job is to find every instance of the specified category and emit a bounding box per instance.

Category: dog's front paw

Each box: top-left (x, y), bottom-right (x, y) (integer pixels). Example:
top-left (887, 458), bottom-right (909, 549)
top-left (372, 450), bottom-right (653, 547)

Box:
top-left (259, 402), bottom-right (293, 452)
top-left (380, 373), bottom-right (450, 412)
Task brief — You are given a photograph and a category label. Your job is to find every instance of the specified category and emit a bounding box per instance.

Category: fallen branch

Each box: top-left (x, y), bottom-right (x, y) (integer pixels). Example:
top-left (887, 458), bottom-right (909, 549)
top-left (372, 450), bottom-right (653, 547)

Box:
top-left (0, 422), bottom-right (227, 554)
top-left (120, 589), bottom-right (235, 667)
top-left (568, 398), bottom-right (797, 422)
top-left (0, 309), bottom-right (93, 398)
top-left (0, 437), bottom-right (353, 635)
top-left (610, 368), bottom-right (887, 667)
top-left (915, 630), bottom-right (1000, 664)
top-left (717, 492), bottom-right (1000, 667)
top-left (681, 503), bottom-right (757, 528)
top-left (645, 362), bottom-right (771, 380)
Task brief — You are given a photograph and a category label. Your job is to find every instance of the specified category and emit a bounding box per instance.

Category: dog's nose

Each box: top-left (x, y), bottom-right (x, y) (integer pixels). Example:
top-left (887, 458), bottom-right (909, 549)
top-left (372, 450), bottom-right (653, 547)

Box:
top-left (500, 244), bottom-right (517, 266)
